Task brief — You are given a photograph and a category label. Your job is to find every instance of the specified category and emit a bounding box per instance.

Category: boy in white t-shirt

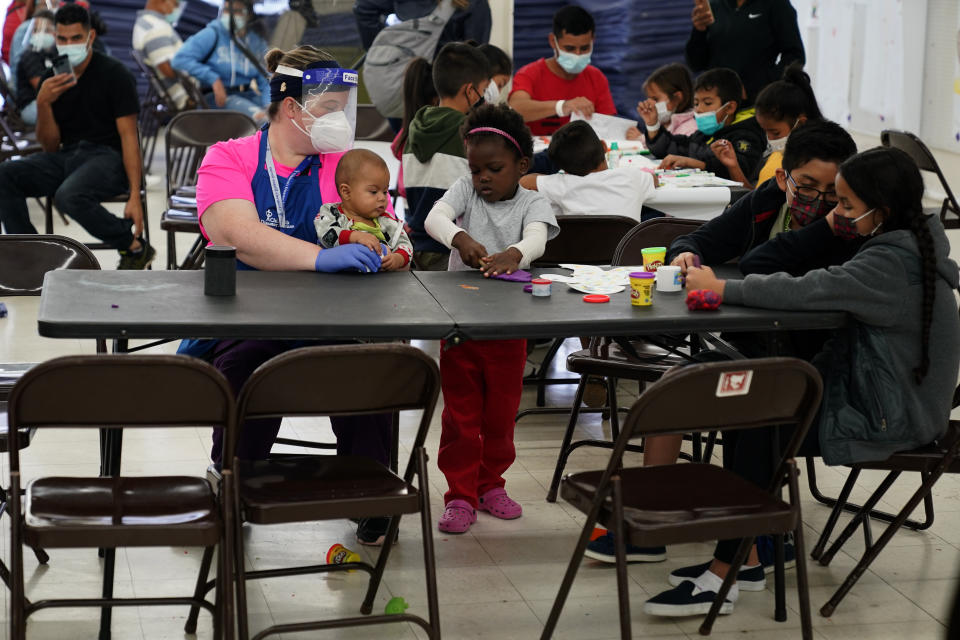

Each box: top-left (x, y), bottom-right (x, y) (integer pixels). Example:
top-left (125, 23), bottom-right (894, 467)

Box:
top-left (519, 120), bottom-right (655, 221)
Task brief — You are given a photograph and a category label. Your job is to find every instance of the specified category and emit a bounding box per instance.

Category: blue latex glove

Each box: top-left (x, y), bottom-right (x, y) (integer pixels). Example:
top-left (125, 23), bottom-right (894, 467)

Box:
top-left (314, 244), bottom-right (381, 273)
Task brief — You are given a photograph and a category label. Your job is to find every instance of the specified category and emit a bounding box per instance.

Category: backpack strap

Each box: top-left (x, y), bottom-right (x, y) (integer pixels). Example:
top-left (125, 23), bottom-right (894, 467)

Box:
top-left (426, 0), bottom-right (457, 26)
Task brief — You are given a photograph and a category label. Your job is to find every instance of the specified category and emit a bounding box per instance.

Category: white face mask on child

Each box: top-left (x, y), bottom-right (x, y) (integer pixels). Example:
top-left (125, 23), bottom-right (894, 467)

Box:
top-left (483, 82), bottom-right (500, 104)
top-left (766, 135), bottom-right (788, 154)
top-left (655, 100), bottom-right (673, 124)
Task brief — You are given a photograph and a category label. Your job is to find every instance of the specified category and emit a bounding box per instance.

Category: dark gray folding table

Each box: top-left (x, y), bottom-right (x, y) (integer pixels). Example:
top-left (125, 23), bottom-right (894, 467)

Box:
top-left (413, 268), bottom-right (846, 342)
top-left (38, 270), bottom-right (457, 342)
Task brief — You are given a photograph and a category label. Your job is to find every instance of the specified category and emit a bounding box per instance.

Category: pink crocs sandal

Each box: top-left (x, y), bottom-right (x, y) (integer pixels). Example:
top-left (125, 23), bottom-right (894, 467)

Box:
top-left (478, 487), bottom-right (522, 520)
top-left (438, 499), bottom-right (477, 534)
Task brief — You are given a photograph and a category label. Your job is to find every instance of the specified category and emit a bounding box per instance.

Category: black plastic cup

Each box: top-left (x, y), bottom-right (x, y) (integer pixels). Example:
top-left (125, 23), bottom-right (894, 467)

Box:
top-left (204, 245), bottom-right (236, 296)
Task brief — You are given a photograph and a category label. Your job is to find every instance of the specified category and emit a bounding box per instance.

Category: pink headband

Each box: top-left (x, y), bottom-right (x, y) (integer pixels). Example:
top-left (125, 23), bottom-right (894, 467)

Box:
top-left (466, 127), bottom-right (524, 155)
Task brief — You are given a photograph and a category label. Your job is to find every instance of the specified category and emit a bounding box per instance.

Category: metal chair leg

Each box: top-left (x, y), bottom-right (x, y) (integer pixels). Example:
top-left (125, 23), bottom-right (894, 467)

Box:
top-left (540, 487), bottom-right (610, 639)
top-left (806, 459), bottom-right (932, 530)
top-left (820, 466), bottom-right (947, 616)
top-left (819, 470), bottom-right (901, 567)
top-left (606, 377), bottom-right (620, 441)
top-left (234, 478), bottom-right (250, 640)
top-left (531, 338), bottom-right (564, 407)
top-left (773, 533), bottom-right (786, 622)
top-left (416, 448), bottom-right (440, 639)
top-left (787, 463), bottom-right (814, 640)
top-left (10, 471), bottom-right (25, 640)
top-left (98, 548), bottom-right (116, 640)
top-left (359, 511), bottom-right (402, 615)
top-left (546, 377), bottom-right (588, 502)
top-left (166, 230), bottom-right (177, 270)
top-left (220, 469), bottom-right (236, 640)
top-left (185, 546), bottom-right (215, 633)
top-left (811, 468), bottom-right (860, 560)
top-left (700, 535), bottom-right (753, 636)
top-left (610, 476), bottom-right (631, 640)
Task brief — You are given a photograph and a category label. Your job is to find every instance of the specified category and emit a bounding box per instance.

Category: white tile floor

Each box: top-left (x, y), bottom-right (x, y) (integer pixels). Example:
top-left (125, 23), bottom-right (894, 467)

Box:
top-left (0, 142), bottom-right (958, 638)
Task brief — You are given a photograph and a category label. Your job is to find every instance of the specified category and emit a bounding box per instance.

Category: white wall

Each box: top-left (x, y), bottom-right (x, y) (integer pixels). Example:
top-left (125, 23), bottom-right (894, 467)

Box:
top-left (487, 0), bottom-right (513, 56)
top-left (793, 0), bottom-right (960, 214)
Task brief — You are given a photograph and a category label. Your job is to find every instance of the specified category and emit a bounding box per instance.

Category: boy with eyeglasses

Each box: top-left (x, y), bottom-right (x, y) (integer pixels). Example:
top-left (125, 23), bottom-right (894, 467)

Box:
top-left (667, 119), bottom-right (858, 275)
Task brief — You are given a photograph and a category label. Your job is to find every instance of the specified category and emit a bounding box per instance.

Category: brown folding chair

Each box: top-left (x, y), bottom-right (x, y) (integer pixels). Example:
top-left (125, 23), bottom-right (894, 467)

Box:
top-left (161, 110), bottom-right (258, 269)
top-left (519, 214), bottom-right (640, 409)
top-left (226, 344), bottom-right (441, 640)
top-left (544, 216), bottom-right (706, 503)
top-left (7, 354), bottom-right (236, 640)
top-left (541, 357), bottom-right (822, 639)
top-left (811, 419), bottom-right (960, 616)
top-left (881, 129), bottom-right (960, 228)
top-left (0, 236), bottom-right (102, 583)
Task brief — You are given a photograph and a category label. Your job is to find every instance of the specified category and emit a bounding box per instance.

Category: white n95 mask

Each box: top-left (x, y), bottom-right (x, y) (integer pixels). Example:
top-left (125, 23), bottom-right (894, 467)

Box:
top-left (296, 107), bottom-right (354, 153)
top-left (483, 82), bottom-right (500, 104)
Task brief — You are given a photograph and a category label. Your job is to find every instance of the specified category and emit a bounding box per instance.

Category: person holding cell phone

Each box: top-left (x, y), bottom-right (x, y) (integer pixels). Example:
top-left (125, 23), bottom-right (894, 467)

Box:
top-left (0, 3), bottom-right (154, 269)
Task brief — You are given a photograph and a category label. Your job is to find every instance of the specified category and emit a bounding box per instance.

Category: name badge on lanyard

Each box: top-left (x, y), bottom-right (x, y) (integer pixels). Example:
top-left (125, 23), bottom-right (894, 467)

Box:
top-left (264, 135), bottom-right (312, 230)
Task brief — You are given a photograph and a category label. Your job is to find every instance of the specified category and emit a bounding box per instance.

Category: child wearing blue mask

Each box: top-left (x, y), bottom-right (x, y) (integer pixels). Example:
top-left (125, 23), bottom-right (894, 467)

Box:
top-left (713, 62), bottom-right (823, 190)
top-left (644, 67), bottom-right (764, 182)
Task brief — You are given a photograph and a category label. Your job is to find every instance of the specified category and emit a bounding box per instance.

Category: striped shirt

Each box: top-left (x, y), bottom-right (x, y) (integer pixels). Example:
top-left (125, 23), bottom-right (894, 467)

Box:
top-left (132, 9), bottom-right (187, 108)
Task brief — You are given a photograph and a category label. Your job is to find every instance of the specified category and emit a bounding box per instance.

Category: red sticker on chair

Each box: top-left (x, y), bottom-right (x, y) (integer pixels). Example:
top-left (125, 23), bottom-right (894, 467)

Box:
top-left (716, 370), bottom-right (753, 397)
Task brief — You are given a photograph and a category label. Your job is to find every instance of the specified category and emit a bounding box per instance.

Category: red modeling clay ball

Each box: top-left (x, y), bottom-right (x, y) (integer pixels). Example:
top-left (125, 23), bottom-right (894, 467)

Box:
top-left (686, 289), bottom-right (722, 311)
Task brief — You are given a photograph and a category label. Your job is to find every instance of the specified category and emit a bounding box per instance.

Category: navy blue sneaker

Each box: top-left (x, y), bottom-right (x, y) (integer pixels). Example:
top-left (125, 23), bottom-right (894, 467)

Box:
top-left (757, 533), bottom-right (796, 574)
top-left (668, 561), bottom-right (766, 591)
top-left (583, 532), bottom-right (666, 563)
top-left (643, 581), bottom-right (734, 617)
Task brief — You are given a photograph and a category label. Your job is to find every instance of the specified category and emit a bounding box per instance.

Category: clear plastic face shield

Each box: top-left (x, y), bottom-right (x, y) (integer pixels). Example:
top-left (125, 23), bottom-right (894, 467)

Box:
top-left (23, 16), bottom-right (55, 51)
top-left (272, 63), bottom-right (359, 153)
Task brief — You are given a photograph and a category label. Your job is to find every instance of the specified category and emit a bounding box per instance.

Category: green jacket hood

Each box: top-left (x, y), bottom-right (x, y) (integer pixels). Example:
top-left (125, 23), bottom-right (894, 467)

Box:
top-left (406, 106), bottom-right (467, 164)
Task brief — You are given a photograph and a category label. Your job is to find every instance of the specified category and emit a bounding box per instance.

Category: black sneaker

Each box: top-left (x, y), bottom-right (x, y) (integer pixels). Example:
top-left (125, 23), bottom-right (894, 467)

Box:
top-left (117, 239), bottom-right (156, 270)
top-left (668, 561), bottom-right (766, 591)
top-left (643, 581), bottom-right (734, 617)
top-left (356, 516), bottom-right (398, 546)
top-left (583, 532), bottom-right (666, 563)
top-left (757, 533), bottom-right (796, 574)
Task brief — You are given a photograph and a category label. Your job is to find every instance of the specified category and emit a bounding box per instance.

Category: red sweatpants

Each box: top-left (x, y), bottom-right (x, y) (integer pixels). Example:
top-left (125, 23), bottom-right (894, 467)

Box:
top-left (438, 339), bottom-right (527, 508)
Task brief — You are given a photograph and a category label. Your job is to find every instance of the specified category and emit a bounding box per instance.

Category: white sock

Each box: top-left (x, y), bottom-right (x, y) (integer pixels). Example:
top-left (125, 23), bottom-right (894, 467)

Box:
top-left (692, 568), bottom-right (739, 603)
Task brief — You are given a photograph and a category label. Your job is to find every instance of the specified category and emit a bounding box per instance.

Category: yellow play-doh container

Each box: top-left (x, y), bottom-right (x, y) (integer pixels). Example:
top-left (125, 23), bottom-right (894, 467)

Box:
top-left (641, 247), bottom-right (666, 271)
top-left (629, 271), bottom-right (655, 307)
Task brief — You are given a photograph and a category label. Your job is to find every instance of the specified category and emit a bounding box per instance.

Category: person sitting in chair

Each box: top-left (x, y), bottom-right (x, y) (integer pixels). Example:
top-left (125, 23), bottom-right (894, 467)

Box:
top-left (0, 3), bottom-right (154, 269)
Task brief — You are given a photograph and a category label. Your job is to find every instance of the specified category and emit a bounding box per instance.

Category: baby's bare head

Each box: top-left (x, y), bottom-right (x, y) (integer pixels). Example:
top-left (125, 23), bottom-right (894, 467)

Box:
top-left (334, 149), bottom-right (391, 220)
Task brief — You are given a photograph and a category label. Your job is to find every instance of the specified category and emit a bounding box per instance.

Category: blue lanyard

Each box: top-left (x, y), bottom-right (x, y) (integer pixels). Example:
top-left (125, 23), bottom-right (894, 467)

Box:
top-left (264, 133), bottom-right (316, 228)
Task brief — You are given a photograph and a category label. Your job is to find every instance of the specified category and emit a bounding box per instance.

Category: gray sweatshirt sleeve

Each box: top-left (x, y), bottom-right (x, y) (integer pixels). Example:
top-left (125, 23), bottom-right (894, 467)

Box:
top-left (722, 245), bottom-right (909, 328)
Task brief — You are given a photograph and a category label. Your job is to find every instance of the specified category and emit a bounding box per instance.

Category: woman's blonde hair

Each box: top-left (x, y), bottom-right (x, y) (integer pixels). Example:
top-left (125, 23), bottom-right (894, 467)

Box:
top-left (264, 45), bottom-right (336, 119)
